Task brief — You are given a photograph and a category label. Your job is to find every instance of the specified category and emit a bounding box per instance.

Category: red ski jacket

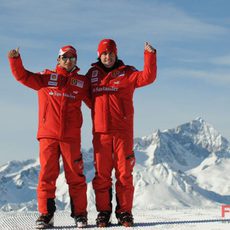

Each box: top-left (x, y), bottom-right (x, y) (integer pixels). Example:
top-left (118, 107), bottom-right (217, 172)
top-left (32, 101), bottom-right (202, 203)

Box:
top-left (86, 51), bottom-right (157, 134)
top-left (9, 56), bottom-right (91, 141)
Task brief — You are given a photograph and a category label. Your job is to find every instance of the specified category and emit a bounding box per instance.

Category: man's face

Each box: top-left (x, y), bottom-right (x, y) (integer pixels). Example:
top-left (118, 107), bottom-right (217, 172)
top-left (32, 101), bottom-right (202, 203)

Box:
top-left (100, 51), bottom-right (116, 68)
top-left (58, 52), bottom-right (76, 72)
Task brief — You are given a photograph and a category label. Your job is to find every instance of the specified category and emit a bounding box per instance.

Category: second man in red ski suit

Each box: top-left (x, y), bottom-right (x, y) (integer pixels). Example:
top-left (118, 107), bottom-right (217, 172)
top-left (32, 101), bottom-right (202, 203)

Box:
top-left (86, 39), bottom-right (157, 227)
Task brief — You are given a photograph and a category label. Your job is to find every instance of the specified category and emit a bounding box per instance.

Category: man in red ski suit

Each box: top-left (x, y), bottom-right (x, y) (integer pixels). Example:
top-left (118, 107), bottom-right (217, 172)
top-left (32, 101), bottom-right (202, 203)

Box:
top-left (86, 39), bottom-right (157, 227)
top-left (8, 46), bottom-right (90, 228)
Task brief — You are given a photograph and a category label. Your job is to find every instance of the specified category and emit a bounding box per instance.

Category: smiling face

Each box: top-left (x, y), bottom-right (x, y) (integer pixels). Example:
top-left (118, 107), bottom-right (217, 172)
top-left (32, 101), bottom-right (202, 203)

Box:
top-left (100, 51), bottom-right (116, 68)
top-left (57, 51), bottom-right (77, 72)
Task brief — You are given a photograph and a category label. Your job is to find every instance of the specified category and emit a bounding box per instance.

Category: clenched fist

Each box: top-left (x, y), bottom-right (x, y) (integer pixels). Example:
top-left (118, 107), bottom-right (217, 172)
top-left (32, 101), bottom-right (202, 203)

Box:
top-left (8, 47), bottom-right (20, 58)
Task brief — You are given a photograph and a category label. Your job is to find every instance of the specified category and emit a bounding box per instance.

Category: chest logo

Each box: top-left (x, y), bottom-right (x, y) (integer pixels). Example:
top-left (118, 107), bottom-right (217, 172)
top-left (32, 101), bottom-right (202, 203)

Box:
top-left (112, 70), bottom-right (125, 78)
top-left (71, 78), bottom-right (84, 88)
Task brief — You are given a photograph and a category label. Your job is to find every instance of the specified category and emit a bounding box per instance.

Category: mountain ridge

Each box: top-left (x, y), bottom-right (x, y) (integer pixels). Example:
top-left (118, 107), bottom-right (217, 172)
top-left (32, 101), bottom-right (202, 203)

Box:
top-left (1, 117), bottom-right (229, 212)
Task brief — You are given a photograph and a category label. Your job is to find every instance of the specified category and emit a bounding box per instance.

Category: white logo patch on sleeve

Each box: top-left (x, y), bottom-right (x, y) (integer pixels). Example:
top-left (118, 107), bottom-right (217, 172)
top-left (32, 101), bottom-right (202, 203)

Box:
top-left (48, 81), bottom-right (58, 86)
top-left (92, 70), bottom-right (98, 78)
top-left (91, 77), bottom-right (98, 83)
top-left (50, 73), bottom-right (58, 81)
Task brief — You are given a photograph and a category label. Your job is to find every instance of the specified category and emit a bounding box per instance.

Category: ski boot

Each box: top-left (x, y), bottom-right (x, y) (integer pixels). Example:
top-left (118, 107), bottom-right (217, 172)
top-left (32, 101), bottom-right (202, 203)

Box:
top-left (116, 212), bottom-right (134, 227)
top-left (96, 211), bottom-right (112, 227)
top-left (35, 213), bottom-right (54, 229)
top-left (74, 215), bottom-right (88, 228)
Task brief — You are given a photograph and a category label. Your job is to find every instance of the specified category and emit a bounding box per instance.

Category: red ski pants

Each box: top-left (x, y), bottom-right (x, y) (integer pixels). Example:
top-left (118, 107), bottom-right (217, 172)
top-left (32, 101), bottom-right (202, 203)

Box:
top-left (37, 138), bottom-right (87, 216)
top-left (92, 132), bottom-right (135, 214)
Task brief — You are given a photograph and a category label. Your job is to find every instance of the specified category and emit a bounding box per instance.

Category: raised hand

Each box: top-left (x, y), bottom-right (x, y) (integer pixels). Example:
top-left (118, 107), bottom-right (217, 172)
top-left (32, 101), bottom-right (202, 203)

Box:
top-left (144, 42), bottom-right (156, 53)
top-left (8, 47), bottom-right (20, 58)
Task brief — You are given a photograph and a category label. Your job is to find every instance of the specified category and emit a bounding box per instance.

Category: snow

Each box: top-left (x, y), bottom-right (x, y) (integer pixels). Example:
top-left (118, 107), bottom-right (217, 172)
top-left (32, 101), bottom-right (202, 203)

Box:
top-left (0, 209), bottom-right (229, 229)
top-left (0, 118), bottom-right (230, 229)
top-left (189, 155), bottom-right (230, 195)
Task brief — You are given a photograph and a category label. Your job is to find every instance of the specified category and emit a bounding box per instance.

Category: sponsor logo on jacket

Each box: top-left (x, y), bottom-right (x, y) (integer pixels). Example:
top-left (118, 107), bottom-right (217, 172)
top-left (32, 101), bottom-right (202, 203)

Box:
top-left (49, 91), bottom-right (76, 99)
top-left (92, 70), bottom-right (98, 78)
top-left (91, 70), bottom-right (99, 83)
top-left (71, 78), bottom-right (84, 88)
top-left (48, 73), bottom-right (58, 86)
top-left (91, 77), bottom-right (98, 83)
top-left (48, 81), bottom-right (58, 86)
top-left (92, 86), bottom-right (118, 93)
top-left (50, 73), bottom-right (58, 81)
top-left (112, 70), bottom-right (125, 78)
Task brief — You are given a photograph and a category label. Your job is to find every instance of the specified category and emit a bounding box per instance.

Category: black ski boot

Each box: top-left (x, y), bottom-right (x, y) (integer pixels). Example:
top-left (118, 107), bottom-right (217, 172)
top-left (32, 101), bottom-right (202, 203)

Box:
top-left (74, 215), bottom-right (88, 228)
top-left (35, 213), bottom-right (54, 229)
top-left (96, 211), bottom-right (112, 227)
top-left (116, 212), bottom-right (134, 227)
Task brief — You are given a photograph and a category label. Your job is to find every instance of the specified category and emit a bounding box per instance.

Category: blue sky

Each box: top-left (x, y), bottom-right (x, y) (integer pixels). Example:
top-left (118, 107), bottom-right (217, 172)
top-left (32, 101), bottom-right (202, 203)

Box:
top-left (0, 0), bottom-right (230, 165)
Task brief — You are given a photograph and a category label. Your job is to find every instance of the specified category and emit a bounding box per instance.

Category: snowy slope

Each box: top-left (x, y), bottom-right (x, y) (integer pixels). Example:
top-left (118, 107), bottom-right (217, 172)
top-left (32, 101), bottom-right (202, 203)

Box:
top-left (0, 209), bottom-right (229, 230)
top-left (0, 117), bottom-right (230, 212)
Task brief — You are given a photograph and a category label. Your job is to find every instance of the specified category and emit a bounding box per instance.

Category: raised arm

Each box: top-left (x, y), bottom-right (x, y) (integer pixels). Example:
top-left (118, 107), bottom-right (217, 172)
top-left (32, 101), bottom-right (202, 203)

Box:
top-left (8, 48), bottom-right (65, 91)
top-left (130, 42), bottom-right (157, 88)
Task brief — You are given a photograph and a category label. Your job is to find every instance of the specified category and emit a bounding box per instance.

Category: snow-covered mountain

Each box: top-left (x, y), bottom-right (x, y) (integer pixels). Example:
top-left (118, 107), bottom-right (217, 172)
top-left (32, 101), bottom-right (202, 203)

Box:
top-left (1, 117), bottom-right (230, 212)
